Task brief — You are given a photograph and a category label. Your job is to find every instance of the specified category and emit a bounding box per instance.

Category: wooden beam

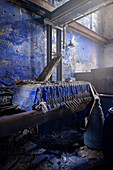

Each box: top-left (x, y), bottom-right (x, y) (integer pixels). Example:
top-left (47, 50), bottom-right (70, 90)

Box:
top-left (67, 22), bottom-right (109, 44)
top-left (27, 0), bottom-right (55, 12)
top-left (44, 19), bottom-right (109, 44)
top-left (37, 55), bottom-right (63, 81)
top-left (0, 105), bottom-right (17, 113)
top-left (0, 101), bottom-right (91, 137)
top-left (49, 0), bottom-right (113, 25)
top-left (108, 39), bottom-right (113, 43)
top-left (0, 107), bottom-right (70, 137)
top-left (44, 19), bottom-right (63, 31)
top-left (7, 0), bottom-right (47, 16)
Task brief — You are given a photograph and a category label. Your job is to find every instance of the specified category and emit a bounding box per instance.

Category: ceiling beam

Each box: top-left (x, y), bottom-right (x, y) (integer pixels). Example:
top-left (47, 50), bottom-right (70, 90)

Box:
top-left (44, 19), bottom-right (63, 30)
top-left (49, 0), bottom-right (113, 25)
top-left (7, 0), bottom-right (54, 17)
top-left (27, 0), bottom-right (55, 12)
top-left (68, 22), bottom-right (109, 44)
top-left (44, 19), bottom-right (109, 44)
top-left (7, 0), bottom-right (47, 16)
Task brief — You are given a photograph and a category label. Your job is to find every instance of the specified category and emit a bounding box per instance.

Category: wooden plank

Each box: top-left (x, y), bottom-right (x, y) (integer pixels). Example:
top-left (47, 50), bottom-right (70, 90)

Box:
top-left (0, 105), bottom-right (17, 112)
top-left (0, 103), bottom-right (89, 137)
top-left (44, 19), bottom-right (63, 30)
top-left (0, 107), bottom-right (66, 137)
top-left (37, 55), bottom-right (63, 81)
top-left (68, 22), bottom-right (109, 44)
top-left (27, 0), bottom-right (55, 12)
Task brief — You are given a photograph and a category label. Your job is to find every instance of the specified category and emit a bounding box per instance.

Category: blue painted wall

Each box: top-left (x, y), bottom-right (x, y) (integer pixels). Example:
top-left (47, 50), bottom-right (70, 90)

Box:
top-left (0, 0), bottom-right (103, 134)
top-left (51, 28), bottom-right (102, 81)
top-left (0, 0), bottom-right (46, 86)
top-left (0, 0), bottom-right (102, 84)
top-left (62, 30), bottom-right (102, 80)
top-left (46, 0), bottom-right (69, 8)
top-left (77, 12), bottom-right (102, 35)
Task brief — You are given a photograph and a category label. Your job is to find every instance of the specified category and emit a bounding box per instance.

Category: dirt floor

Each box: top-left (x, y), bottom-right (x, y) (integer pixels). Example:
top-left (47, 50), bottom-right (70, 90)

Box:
top-left (0, 127), bottom-right (107, 170)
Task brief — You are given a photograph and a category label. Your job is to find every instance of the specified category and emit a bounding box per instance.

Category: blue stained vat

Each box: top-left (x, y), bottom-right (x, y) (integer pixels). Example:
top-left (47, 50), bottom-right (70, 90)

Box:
top-left (12, 82), bottom-right (91, 111)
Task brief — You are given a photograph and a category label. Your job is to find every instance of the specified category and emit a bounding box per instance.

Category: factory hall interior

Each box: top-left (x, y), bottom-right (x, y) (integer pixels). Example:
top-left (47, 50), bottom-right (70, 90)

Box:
top-left (1, 0), bottom-right (113, 169)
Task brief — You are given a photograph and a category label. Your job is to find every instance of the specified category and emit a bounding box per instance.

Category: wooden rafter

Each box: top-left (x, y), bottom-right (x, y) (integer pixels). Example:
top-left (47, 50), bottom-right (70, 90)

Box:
top-left (44, 19), bottom-right (109, 44)
top-left (27, 0), bottom-right (55, 12)
top-left (49, 0), bottom-right (113, 25)
top-left (68, 22), bottom-right (109, 44)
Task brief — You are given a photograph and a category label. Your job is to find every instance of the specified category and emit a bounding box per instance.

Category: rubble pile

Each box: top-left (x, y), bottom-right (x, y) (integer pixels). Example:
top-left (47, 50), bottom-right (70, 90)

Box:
top-left (0, 128), bottom-right (105, 170)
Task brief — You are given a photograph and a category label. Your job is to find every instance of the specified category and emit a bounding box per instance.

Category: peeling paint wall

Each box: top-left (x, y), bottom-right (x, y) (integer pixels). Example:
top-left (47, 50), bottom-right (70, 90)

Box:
top-left (50, 9), bottom-right (103, 80)
top-left (62, 30), bottom-right (102, 80)
top-left (46, 0), bottom-right (69, 8)
top-left (77, 11), bottom-right (102, 35)
top-left (54, 0), bottom-right (69, 8)
top-left (76, 4), bottom-right (113, 69)
top-left (0, 0), bottom-right (103, 85)
top-left (61, 10), bottom-right (103, 80)
top-left (51, 12), bottom-right (102, 81)
top-left (0, 0), bottom-right (46, 85)
top-left (51, 26), bottom-right (102, 81)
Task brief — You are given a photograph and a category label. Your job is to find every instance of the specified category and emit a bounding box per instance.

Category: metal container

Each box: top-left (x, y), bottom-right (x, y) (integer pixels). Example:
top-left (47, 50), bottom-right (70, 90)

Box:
top-left (84, 97), bottom-right (104, 150)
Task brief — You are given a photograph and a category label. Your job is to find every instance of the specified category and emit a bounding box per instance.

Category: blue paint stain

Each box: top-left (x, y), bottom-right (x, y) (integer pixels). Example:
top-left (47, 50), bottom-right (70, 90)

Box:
top-left (0, 0), bottom-right (46, 86)
top-left (62, 29), bottom-right (102, 79)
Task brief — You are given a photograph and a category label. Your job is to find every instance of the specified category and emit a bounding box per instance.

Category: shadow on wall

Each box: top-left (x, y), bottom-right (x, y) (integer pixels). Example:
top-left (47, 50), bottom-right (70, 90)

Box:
top-left (75, 67), bottom-right (113, 94)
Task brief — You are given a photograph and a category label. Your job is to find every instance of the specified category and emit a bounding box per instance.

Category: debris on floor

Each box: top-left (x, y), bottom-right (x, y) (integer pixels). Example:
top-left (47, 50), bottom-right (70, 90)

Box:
top-left (0, 128), bottom-right (106, 170)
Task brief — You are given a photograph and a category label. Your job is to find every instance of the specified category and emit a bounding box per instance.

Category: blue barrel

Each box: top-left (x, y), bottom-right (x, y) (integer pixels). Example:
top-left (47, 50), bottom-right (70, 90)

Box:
top-left (102, 107), bottom-right (113, 166)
